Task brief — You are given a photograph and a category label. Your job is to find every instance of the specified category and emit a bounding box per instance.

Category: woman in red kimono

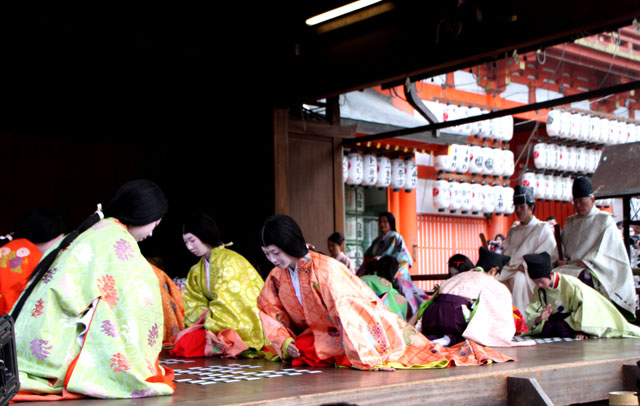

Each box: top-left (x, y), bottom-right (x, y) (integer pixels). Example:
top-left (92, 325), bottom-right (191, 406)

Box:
top-left (257, 215), bottom-right (513, 370)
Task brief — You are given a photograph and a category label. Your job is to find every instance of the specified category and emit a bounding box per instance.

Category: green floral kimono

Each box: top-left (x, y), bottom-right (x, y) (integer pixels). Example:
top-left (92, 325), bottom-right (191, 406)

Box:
top-left (14, 218), bottom-right (174, 399)
top-left (361, 274), bottom-right (408, 319)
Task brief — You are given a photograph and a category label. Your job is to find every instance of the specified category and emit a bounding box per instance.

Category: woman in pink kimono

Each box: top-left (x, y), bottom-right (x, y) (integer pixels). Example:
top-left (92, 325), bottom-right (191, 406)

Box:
top-left (257, 215), bottom-right (513, 371)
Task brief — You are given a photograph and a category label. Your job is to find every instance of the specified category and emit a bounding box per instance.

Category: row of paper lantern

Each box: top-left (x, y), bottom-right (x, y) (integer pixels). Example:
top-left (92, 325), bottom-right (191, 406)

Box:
top-left (344, 152), bottom-right (418, 191)
top-left (521, 172), bottom-right (614, 206)
top-left (533, 143), bottom-right (602, 174)
top-left (425, 101), bottom-right (514, 141)
top-left (432, 181), bottom-right (515, 215)
top-left (435, 144), bottom-right (515, 177)
top-left (546, 109), bottom-right (640, 145)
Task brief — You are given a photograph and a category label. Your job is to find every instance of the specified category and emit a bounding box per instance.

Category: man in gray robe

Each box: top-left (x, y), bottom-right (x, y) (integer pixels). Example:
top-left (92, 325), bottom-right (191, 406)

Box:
top-left (554, 177), bottom-right (637, 319)
top-left (499, 185), bottom-right (558, 315)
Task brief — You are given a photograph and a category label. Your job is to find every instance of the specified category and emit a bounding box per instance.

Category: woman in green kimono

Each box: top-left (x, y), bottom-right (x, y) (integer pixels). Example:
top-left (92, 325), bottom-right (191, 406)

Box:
top-left (13, 179), bottom-right (175, 400)
top-left (524, 252), bottom-right (640, 339)
top-left (178, 212), bottom-right (266, 357)
top-left (361, 255), bottom-right (408, 319)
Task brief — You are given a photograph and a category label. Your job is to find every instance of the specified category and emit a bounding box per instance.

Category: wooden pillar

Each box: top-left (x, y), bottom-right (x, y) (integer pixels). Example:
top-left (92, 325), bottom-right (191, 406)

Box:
top-left (399, 189), bottom-right (418, 270)
top-left (274, 108), bottom-right (289, 214)
top-left (388, 189), bottom-right (401, 231)
top-left (333, 137), bottom-right (345, 234)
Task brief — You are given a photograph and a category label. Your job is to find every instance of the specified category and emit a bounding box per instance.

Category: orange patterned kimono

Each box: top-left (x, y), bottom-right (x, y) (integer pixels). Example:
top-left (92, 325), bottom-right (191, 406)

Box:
top-left (258, 252), bottom-right (513, 370)
top-left (150, 264), bottom-right (185, 345)
top-left (0, 238), bottom-right (42, 314)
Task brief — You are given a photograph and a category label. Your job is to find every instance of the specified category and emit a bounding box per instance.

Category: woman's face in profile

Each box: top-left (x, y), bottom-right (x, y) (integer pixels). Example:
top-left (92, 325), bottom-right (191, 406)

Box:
top-left (262, 244), bottom-right (296, 270)
top-left (128, 219), bottom-right (162, 242)
top-left (183, 233), bottom-right (211, 258)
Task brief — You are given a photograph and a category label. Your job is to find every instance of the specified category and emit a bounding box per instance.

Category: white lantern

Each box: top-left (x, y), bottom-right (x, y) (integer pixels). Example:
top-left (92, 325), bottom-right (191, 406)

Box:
top-left (390, 158), bottom-right (406, 191)
top-left (634, 125), bottom-right (640, 143)
top-left (502, 115), bottom-right (514, 142)
top-left (625, 123), bottom-right (635, 144)
top-left (492, 148), bottom-right (505, 176)
top-left (477, 109), bottom-right (491, 139)
top-left (469, 145), bottom-right (484, 174)
top-left (534, 173), bottom-right (546, 200)
top-left (586, 149), bottom-right (597, 174)
top-left (566, 147), bottom-right (577, 173)
top-left (543, 175), bottom-right (554, 200)
top-left (432, 180), bottom-right (451, 211)
top-left (546, 110), bottom-right (562, 137)
top-left (482, 184), bottom-right (495, 214)
top-left (455, 144), bottom-right (471, 174)
top-left (342, 155), bottom-right (349, 183)
top-left (521, 172), bottom-right (537, 195)
top-left (579, 114), bottom-right (590, 142)
top-left (471, 183), bottom-right (484, 213)
top-left (553, 176), bottom-right (564, 201)
top-left (404, 159), bottom-right (418, 192)
top-left (457, 105), bottom-right (471, 135)
top-left (562, 177), bottom-right (573, 202)
top-left (489, 118), bottom-right (501, 140)
top-left (503, 187), bottom-right (515, 215)
top-left (599, 118), bottom-right (610, 144)
top-left (347, 152), bottom-right (364, 185)
top-left (449, 181), bottom-right (463, 212)
top-left (481, 147), bottom-right (495, 175)
top-left (558, 145), bottom-right (569, 172)
top-left (560, 111), bottom-right (572, 139)
top-left (502, 149), bottom-right (515, 177)
top-left (574, 147), bottom-right (586, 173)
top-left (547, 143), bottom-right (559, 170)
top-left (468, 107), bottom-right (482, 135)
top-left (376, 156), bottom-right (392, 188)
top-left (434, 154), bottom-right (453, 173)
top-left (588, 116), bottom-right (600, 143)
top-left (493, 185), bottom-right (506, 214)
top-left (609, 120), bottom-right (619, 145)
top-left (569, 112), bottom-right (581, 140)
top-left (362, 154), bottom-right (378, 187)
top-left (533, 143), bottom-right (548, 169)
top-left (460, 182), bottom-right (473, 213)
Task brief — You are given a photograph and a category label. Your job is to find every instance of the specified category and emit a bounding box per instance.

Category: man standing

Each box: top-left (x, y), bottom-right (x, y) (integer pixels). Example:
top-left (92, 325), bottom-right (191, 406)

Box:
top-left (554, 177), bottom-right (637, 319)
top-left (499, 185), bottom-right (558, 315)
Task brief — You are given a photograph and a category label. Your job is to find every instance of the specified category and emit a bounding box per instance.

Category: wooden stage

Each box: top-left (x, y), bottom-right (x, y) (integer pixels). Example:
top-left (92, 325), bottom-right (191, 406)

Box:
top-left (17, 338), bottom-right (640, 406)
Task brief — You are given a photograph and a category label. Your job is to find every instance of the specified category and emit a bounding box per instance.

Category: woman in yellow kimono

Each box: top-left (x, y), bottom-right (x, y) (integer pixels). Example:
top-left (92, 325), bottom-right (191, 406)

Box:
top-left (258, 215), bottom-right (513, 371)
top-left (178, 212), bottom-right (266, 357)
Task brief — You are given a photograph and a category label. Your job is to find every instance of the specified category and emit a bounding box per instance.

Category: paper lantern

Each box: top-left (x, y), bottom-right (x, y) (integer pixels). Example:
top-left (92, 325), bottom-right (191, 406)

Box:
top-left (566, 147), bottom-right (577, 173)
top-left (346, 152), bottom-right (363, 185)
top-left (546, 110), bottom-right (562, 137)
top-left (493, 185), bottom-right (506, 214)
top-left (467, 107), bottom-right (482, 135)
top-left (569, 112), bottom-right (581, 140)
top-left (534, 173), bottom-right (546, 200)
top-left (454, 144), bottom-right (470, 174)
top-left (404, 159), bottom-right (418, 192)
top-left (460, 182), bottom-right (473, 212)
top-left (376, 156), bottom-right (392, 188)
top-left (503, 187), bottom-right (515, 215)
top-left (362, 154), bottom-right (378, 187)
top-left (547, 143), bottom-right (559, 170)
top-left (477, 110), bottom-right (491, 139)
top-left (574, 147), bottom-right (586, 173)
top-left (342, 155), bottom-right (349, 183)
top-left (625, 123), bottom-right (636, 144)
top-left (502, 149), bottom-right (515, 177)
top-left (492, 148), bottom-right (505, 176)
top-left (561, 177), bottom-right (572, 202)
top-left (449, 181), bottom-right (463, 212)
top-left (599, 118), bottom-right (610, 144)
top-left (457, 105), bottom-right (471, 135)
top-left (533, 143), bottom-right (548, 169)
top-left (432, 180), bottom-right (451, 211)
top-left (471, 183), bottom-right (484, 213)
top-left (489, 118), bottom-right (501, 140)
top-left (482, 184), bottom-right (495, 214)
top-left (560, 111), bottom-right (572, 139)
top-left (558, 145), bottom-right (569, 172)
top-left (390, 158), bottom-right (406, 191)
top-left (579, 114), bottom-right (590, 142)
top-left (434, 154), bottom-right (454, 173)
top-left (502, 115), bottom-right (514, 142)
top-left (521, 172), bottom-right (537, 195)
top-left (481, 147), bottom-right (495, 175)
top-left (543, 175), bottom-right (554, 200)
top-left (588, 116), bottom-right (600, 143)
top-left (469, 145), bottom-right (484, 174)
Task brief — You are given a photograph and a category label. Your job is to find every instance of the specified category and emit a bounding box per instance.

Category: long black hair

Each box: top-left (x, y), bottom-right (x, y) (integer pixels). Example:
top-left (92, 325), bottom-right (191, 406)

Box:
top-left (183, 212), bottom-right (223, 248)
top-left (379, 211), bottom-right (397, 232)
top-left (1, 208), bottom-right (67, 248)
top-left (261, 214), bottom-right (308, 258)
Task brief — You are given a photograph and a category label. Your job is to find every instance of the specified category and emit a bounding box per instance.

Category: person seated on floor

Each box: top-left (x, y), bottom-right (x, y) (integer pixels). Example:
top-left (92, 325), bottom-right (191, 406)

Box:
top-left (258, 215), bottom-right (513, 370)
top-left (327, 232), bottom-right (355, 273)
top-left (361, 256), bottom-right (408, 319)
top-left (524, 252), bottom-right (640, 339)
top-left (554, 177), bottom-right (637, 320)
top-left (174, 212), bottom-right (267, 358)
top-left (417, 248), bottom-right (515, 347)
top-left (0, 208), bottom-right (66, 314)
top-left (146, 257), bottom-right (185, 346)
top-left (13, 179), bottom-right (174, 400)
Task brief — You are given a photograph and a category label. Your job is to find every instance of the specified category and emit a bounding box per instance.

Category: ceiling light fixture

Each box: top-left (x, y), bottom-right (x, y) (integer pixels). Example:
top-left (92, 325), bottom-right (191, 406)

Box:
top-left (305, 0), bottom-right (385, 26)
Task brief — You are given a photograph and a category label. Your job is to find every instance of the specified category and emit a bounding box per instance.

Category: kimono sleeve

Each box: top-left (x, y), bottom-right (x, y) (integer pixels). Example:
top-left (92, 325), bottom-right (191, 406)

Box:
top-left (181, 262), bottom-right (210, 327)
top-left (257, 270), bottom-right (296, 357)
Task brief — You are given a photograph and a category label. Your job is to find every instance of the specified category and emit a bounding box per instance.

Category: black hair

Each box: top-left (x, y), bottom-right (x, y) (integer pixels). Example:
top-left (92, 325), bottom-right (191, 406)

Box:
top-left (103, 179), bottom-right (168, 226)
top-left (328, 232), bottom-right (345, 245)
top-left (183, 212), bottom-right (223, 247)
top-left (448, 254), bottom-right (474, 274)
top-left (13, 208), bottom-right (67, 243)
top-left (379, 211), bottom-right (396, 232)
top-left (261, 214), bottom-right (309, 258)
top-left (546, 216), bottom-right (556, 221)
top-left (494, 233), bottom-right (505, 241)
top-left (376, 255), bottom-right (399, 282)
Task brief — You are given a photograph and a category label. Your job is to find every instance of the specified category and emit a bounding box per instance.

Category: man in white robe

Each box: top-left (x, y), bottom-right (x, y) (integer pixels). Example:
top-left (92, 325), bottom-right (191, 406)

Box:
top-left (499, 185), bottom-right (558, 315)
top-left (554, 177), bottom-right (637, 319)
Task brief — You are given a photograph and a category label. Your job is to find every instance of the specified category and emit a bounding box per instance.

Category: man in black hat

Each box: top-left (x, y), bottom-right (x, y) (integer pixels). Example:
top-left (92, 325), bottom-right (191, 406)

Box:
top-left (418, 248), bottom-right (516, 347)
top-left (498, 185), bottom-right (557, 316)
top-left (524, 252), bottom-right (640, 339)
top-left (554, 177), bottom-right (637, 319)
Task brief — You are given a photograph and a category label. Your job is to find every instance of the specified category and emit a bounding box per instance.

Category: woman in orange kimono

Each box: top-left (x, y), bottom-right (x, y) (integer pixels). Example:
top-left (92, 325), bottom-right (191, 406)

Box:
top-left (258, 215), bottom-right (513, 371)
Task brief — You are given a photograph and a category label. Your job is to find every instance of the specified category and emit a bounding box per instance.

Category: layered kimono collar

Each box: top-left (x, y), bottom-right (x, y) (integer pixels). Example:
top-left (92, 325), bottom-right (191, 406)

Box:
top-left (514, 216), bottom-right (540, 230)
top-left (548, 272), bottom-right (560, 290)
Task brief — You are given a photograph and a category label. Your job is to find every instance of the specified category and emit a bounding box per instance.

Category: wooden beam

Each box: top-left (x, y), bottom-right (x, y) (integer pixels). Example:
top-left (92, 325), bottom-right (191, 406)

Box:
top-left (507, 377), bottom-right (554, 406)
top-left (333, 137), bottom-right (345, 235)
top-left (274, 108), bottom-right (289, 215)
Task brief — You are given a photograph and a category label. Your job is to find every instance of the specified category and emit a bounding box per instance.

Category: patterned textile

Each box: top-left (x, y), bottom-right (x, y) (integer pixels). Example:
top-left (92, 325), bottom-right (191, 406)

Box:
top-left (182, 245), bottom-right (266, 351)
top-left (361, 274), bottom-right (408, 319)
top-left (0, 238), bottom-right (41, 314)
top-left (360, 231), bottom-right (413, 280)
top-left (525, 273), bottom-right (640, 338)
top-left (149, 264), bottom-right (184, 345)
top-left (258, 251), bottom-right (513, 370)
top-left (13, 218), bottom-right (174, 399)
